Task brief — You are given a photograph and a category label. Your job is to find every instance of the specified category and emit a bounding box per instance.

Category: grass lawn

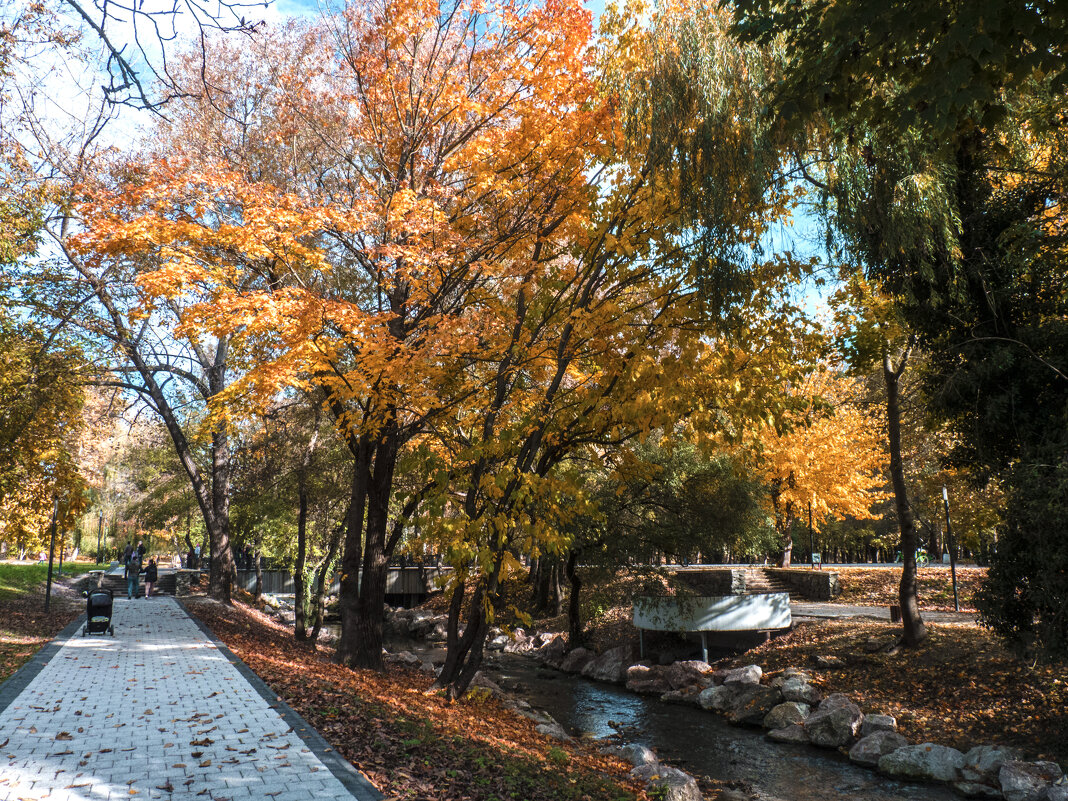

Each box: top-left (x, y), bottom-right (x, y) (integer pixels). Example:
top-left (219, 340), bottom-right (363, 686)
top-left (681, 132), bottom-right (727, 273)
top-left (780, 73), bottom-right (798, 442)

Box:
top-left (0, 560), bottom-right (106, 600)
top-left (0, 565), bottom-right (88, 683)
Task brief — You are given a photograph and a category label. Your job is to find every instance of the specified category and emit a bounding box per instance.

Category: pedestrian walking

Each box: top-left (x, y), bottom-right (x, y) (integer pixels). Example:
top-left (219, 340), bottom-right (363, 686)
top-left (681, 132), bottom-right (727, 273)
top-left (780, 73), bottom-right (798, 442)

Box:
top-left (127, 550), bottom-right (143, 599)
top-left (123, 543), bottom-right (134, 578)
top-left (144, 558), bottom-right (158, 598)
top-left (137, 540), bottom-right (146, 560)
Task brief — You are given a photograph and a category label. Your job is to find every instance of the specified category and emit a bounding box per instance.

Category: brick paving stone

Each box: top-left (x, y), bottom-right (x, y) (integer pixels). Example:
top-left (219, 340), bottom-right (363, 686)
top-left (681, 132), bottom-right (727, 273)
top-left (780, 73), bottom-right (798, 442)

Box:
top-left (0, 597), bottom-right (380, 801)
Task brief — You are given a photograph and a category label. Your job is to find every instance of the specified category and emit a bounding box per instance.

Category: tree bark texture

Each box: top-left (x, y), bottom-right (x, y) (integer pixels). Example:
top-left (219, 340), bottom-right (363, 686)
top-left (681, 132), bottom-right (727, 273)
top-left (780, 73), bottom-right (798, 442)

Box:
top-left (294, 483), bottom-right (309, 641)
top-left (565, 550), bottom-right (583, 647)
top-left (884, 347), bottom-right (927, 646)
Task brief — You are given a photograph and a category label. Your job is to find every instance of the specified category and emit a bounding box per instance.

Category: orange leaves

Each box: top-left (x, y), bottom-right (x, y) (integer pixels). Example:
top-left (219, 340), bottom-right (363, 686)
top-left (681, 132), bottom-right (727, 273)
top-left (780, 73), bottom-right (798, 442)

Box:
top-left (754, 369), bottom-right (888, 532)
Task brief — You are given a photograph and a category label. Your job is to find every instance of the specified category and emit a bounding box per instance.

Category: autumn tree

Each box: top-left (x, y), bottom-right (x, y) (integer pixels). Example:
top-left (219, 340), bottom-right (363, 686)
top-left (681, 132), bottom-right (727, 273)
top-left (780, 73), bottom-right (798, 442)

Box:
top-left (558, 438), bottom-right (770, 645)
top-left (729, 0), bottom-right (1068, 650)
top-left (74, 0), bottom-right (614, 669)
top-left (751, 366), bottom-right (887, 567)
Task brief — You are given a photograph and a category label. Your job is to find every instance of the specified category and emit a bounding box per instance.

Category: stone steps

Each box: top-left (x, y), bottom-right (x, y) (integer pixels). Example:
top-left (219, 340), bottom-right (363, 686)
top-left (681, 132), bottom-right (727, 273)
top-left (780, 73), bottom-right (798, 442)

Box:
top-left (742, 569), bottom-right (792, 595)
top-left (98, 570), bottom-right (177, 596)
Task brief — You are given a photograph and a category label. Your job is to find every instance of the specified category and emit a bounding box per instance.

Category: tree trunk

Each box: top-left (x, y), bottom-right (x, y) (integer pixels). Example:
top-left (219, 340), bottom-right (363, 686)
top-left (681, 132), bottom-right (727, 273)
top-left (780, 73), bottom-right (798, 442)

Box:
top-left (884, 346), bottom-right (927, 647)
top-left (779, 505), bottom-right (795, 568)
top-left (435, 551), bottom-right (506, 700)
top-left (528, 556), bottom-right (542, 606)
top-left (294, 480), bottom-right (309, 641)
top-left (207, 424), bottom-right (235, 603)
top-left (294, 418), bottom-right (320, 642)
top-left (310, 523), bottom-right (344, 645)
top-left (337, 442), bottom-right (369, 666)
top-left (534, 556), bottom-right (551, 614)
top-left (550, 559), bottom-right (562, 616)
top-left (565, 550), bottom-right (583, 647)
top-left (253, 547), bottom-right (263, 601)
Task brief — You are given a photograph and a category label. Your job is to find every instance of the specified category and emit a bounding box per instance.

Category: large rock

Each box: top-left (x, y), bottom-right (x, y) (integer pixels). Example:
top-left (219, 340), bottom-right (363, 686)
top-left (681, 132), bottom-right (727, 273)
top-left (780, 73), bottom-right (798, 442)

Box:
top-left (803, 693), bottom-right (864, 748)
top-left (385, 650), bottom-right (422, 666)
top-left (470, 671), bottom-right (504, 696)
top-left (768, 724), bottom-right (809, 744)
top-left (999, 761), bottom-right (1065, 801)
top-left (604, 743), bottom-right (658, 769)
top-left (860, 714), bottom-right (898, 737)
top-left (665, 660), bottom-right (715, 691)
top-left (763, 701), bottom-right (810, 730)
top-left (626, 665), bottom-right (672, 695)
top-left (660, 688), bottom-right (702, 705)
top-left (780, 676), bottom-right (822, 705)
top-left (581, 645), bottom-right (631, 683)
top-left (770, 667), bottom-right (811, 687)
top-left (408, 612), bottom-right (445, 638)
top-left (878, 743), bottom-right (965, 782)
top-left (1042, 787), bottom-right (1068, 801)
top-left (503, 629), bottom-right (537, 654)
top-left (535, 720), bottom-right (572, 741)
top-left (383, 611), bottom-right (412, 637)
top-left (559, 647), bottom-right (595, 673)
top-left (649, 766), bottom-right (703, 801)
top-left (848, 730), bottom-right (909, 767)
top-left (728, 684), bottom-right (783, 726)
top-left (724, 664), bottom-right (762, 686)
top-left (487, 633), bottom-right (511, 651)
top-left (535, 634), bottom-right (569, 667)
top-left (429, 620), bottom-right (449, 640)
top-left (953, 746), bottom-right (1022, 798)
top-left (698, 684), bottom-right (737, 713)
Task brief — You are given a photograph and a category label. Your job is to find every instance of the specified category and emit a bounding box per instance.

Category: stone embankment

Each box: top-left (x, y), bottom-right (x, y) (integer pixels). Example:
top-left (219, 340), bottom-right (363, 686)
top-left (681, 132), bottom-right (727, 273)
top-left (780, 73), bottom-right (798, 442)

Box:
top-left (382, 607), bottom-right (1067, 801)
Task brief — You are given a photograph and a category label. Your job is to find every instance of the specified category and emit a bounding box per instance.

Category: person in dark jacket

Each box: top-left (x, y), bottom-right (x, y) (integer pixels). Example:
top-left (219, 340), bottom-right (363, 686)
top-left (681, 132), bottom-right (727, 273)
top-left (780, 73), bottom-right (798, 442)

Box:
top-left (127, 551), bottom-right (142, 599)
top-left (123, 543), bottom-right (134, 578)
top-left (144, 558), bottom-right (158, 598)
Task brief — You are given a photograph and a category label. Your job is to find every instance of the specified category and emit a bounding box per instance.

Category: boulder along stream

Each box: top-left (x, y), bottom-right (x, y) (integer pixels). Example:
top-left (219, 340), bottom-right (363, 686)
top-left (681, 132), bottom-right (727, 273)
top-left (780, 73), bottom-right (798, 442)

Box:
top-left (478, 651), bottom-right (958, 801)
top-left (311, 617), bottom-right (964, 801)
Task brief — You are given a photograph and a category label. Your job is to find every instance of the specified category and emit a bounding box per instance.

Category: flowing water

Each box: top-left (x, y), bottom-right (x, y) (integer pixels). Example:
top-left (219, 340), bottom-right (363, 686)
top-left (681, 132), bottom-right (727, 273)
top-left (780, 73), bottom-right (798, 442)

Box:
top-left (478, 653), bottom-right (959, 801)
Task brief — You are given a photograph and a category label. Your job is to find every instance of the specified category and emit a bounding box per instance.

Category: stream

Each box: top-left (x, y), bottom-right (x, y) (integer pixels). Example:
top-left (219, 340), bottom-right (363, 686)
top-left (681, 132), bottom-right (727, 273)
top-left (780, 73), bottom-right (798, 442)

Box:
top-left (479, 652), bottom-right (958, 801)
top-left (327, 619), bottom-right (958, 800)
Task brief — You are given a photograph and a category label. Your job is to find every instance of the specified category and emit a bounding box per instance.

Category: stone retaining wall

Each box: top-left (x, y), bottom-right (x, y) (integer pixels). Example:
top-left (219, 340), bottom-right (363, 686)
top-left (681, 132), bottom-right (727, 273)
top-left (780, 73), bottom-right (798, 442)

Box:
top-left (673, 568), bottom-right (746, 595)
top-left (175, 569), bottom-right (198, 597)
top-left (765, 568), bottom-right (841, 601)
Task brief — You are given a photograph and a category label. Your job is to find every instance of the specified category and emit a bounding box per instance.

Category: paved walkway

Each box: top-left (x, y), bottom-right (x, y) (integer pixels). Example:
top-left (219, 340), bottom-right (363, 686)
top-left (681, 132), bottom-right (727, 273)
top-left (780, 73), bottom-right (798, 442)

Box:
top-left (791, 601), bottom-right (979, 625)
top-left (0, 597), bottom-right (380, 801)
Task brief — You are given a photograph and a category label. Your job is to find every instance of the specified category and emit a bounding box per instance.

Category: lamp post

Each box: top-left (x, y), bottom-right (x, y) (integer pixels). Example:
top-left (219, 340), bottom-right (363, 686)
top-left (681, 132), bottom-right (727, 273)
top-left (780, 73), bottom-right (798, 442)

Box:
top-left (942, 486), bottom-right (960, 612)
top-left (96, 510), bottom-right (104, 565)
top-left (44, 497), bottom-right (59, 613)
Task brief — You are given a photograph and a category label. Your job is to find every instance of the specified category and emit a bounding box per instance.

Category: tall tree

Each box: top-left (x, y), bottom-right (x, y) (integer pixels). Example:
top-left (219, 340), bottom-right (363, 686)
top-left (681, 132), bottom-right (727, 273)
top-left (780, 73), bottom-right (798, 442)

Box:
top-left (753, 367), bottom-right (887, 568)
top-left (731, 0), bottom-right (1067, 650)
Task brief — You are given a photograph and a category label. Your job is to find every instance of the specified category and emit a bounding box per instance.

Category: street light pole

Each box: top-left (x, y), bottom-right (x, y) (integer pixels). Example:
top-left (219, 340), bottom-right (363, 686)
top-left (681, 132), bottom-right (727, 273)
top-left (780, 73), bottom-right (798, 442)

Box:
top-left (45, 497), bottom-right (59, 613)
top-left (942, 486), bottom-right (960, 612)
top-left (808, 501), bottom-right (815, 569)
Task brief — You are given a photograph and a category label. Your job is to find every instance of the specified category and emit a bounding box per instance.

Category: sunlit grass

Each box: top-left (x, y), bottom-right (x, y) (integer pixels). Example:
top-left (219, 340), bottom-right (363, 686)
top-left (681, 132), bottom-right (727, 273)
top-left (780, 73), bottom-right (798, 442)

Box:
top-left (0, 561), bottom-right (105, 600)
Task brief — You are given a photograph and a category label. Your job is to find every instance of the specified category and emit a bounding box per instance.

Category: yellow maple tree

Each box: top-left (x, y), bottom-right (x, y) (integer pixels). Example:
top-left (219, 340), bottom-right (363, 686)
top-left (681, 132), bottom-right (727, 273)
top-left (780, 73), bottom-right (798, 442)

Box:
top-left (753, 368), bottom-right (888, 567)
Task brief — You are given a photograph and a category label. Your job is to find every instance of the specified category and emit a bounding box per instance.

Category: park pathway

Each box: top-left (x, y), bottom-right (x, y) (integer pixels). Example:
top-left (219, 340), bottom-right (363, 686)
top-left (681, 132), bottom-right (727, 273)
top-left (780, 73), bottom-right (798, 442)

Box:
top-left (0, 597), bottom-right (381, 801)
